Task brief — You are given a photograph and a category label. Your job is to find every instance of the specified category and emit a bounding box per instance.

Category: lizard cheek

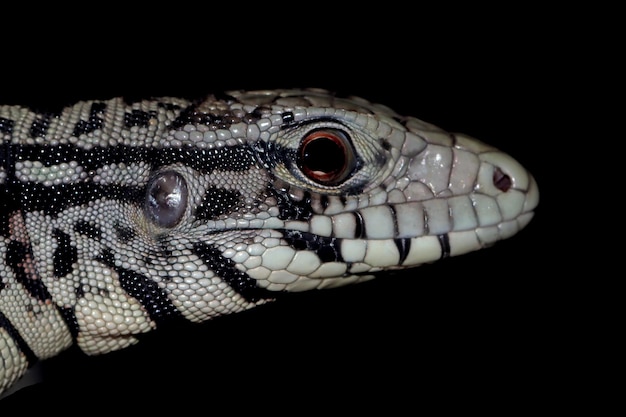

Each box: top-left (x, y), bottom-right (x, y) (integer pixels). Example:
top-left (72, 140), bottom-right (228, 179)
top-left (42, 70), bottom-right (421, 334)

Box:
top-left (144, 171), bottom-right (188, 228)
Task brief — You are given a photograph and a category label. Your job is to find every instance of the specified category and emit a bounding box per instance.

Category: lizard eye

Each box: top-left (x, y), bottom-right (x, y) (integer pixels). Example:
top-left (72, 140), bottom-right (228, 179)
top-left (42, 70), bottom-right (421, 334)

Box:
top-left (297, 128), bottom-right (356, 186)
top-left (145, 171), bottom-right (188, 228)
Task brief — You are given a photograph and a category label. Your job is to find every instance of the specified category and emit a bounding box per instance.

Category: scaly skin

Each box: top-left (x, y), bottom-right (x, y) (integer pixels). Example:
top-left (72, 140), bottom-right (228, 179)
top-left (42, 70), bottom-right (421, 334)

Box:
top-left (0, 89), bottom-right (539, 396)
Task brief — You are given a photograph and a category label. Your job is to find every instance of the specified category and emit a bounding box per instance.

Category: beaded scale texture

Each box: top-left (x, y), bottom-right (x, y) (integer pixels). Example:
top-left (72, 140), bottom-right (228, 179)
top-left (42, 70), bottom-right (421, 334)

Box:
top-left (0, 88), bottom-right (539, 397)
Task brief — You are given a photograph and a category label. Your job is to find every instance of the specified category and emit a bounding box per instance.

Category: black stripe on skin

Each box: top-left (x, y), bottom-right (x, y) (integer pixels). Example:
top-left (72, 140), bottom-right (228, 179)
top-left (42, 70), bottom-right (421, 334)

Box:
top-left (73, 102), bottom-right (106, 136)
top-left (52, 229), bottom-right (78, 278)
top-left (113, 222), bottom-right (136, 243)
top-left (1, 143), bottom-right (21, 238)
top-left (170, 104), bottom-right (243, 130)
top-left (15, 143), bottom-right (147, 171)
top-left (165, 146), bottom-right (256, 173)
top-left (18, 182), bottom-right (143, 216)
top-left (273, 188), bottom-right (316, 222)
top-left (0, 117), bottom-right (15, 134)
top-left (96, 248), bottom-right (183, 325)
top-left (246, 107), bottom-right (266, 124)
top-left (29, 113), bottom-right (54, 138)
top-left (353, 211), bottom-right (365, 239)
top-left (395, 238), bottom-right (412, 265)
top-left (58, 306), bottom-right (80, 339)
top-left (6, 240), bottom-right (52, 302)
top-left (168, 94), bottom-right (267, 130)
top-left (281, 111), bottom-right (295, 125)
top-left (388, 204), bottom-right (399, 236)
top-left (0, 191), bottom-right (12, 238)
top-left (157, 101), bottom-right (183, 111)
top-left (13, 143), bottom-right (256, 174)
top-left (74, 220), bottom-right (102, 240)
top-left (195, 187), bottom-right (242, 220)
top-left (2, 141), bottom-right (14, 176)
top-left (0, 310), bottom-right (39, 366)
top-left (438, 234), bottom-right (451, 259)
top-left (124, 109), bottom-right (157, 128)
top-left (281, 230), bottom-right (343, 263)
top-left (320, 195), bottom-right (329, 211)
top-left (192, 242), bottom-right (276, 303)
top-left (388, 205), bottom-right (411, 263)
top-left (1, 144), bottom-right (11, 237)
top-left (449, 132), bottom-right (458, 147)
top-left (74, 280), bottom-right (85, 299)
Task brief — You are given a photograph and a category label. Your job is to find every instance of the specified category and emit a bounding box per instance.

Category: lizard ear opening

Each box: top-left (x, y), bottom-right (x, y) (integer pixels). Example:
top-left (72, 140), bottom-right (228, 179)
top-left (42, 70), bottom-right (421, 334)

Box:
top-left (144, 171), bottom-right (188, 228)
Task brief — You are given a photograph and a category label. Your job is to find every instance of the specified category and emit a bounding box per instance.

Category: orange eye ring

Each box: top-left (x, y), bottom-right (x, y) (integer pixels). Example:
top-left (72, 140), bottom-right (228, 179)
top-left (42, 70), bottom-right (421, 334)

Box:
top-left (297, 128), bottom-right (356, 186)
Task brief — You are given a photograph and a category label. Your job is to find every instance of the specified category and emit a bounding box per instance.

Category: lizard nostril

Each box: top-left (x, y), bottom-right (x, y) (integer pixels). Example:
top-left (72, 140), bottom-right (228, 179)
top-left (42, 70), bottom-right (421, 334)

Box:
top-left (493, 167), bottom-right (512, 192)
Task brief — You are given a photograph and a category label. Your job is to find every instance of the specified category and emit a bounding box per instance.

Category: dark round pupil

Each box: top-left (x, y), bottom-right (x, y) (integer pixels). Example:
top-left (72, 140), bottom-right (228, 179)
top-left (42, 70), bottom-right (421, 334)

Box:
top-left (302, 137), bottom-right (345, 173)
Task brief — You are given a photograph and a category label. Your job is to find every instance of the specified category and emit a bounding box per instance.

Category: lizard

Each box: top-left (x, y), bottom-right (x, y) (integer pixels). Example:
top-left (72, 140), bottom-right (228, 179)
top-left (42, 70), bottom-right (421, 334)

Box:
top-left (0, 88), bottom-right (539, 397)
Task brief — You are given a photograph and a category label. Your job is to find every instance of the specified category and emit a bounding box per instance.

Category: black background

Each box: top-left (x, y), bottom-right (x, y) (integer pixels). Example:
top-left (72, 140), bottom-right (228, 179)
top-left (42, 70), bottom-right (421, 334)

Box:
top-left (0, 8), bottom-right (569, 413)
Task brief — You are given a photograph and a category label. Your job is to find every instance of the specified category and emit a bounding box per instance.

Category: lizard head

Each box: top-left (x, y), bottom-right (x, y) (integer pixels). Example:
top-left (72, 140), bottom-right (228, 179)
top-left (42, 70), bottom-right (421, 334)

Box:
top-left (10, 89), bottom-right (538, 356)
top-left (125, 89), bottom-right (539, 320)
